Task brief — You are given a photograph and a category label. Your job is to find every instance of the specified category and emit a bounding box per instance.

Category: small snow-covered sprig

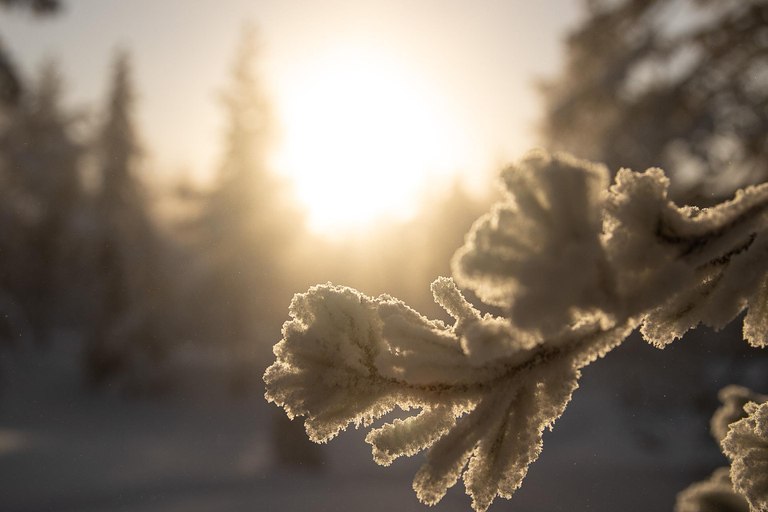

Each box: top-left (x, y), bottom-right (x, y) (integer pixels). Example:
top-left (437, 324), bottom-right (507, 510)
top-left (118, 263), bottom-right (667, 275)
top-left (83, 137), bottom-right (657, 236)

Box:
top-left (265, 150), bottom-right (768, 511)
top-left (722, 401), bottom-right (768, 512)
top-left (676, 386), bottom-right (768, 512)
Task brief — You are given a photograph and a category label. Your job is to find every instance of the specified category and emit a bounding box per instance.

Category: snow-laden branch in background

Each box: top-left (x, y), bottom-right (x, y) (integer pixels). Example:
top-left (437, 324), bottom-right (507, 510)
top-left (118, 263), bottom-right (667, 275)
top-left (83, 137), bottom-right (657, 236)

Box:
top-left (674, 467), bottom-right (750, 512)
top-left (264, 150), bottom-right (768, 511)
top-left (675, 386), bottom-right (768, 512)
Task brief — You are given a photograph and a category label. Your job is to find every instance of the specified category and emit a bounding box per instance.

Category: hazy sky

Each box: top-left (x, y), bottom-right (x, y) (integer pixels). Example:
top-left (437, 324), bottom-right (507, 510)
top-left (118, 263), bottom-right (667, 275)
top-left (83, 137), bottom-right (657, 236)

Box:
top-left (0, 0), bottom-right (582, 229)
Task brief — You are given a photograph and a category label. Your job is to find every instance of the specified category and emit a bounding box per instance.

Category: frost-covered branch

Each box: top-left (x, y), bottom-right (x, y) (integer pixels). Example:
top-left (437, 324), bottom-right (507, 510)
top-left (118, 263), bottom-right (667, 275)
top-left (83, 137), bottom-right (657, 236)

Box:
top-left (264, 150), bottom-right (768, 511)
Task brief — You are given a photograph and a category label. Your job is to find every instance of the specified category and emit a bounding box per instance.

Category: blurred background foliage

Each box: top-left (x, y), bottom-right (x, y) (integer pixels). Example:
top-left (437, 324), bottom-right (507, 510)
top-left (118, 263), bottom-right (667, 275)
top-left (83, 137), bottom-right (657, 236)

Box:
top-left (540, 0), bottom-right (768, 205)
top-left (0, 24), bottom-right (492, 393)
top-left (0, 11), bottom-right (494, 472)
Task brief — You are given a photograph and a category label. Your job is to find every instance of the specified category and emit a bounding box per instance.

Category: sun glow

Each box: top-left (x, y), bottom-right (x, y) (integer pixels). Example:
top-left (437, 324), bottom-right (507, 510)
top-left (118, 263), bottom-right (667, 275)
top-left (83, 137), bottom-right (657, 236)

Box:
top-left (275, 46), bottom-right (468, 235)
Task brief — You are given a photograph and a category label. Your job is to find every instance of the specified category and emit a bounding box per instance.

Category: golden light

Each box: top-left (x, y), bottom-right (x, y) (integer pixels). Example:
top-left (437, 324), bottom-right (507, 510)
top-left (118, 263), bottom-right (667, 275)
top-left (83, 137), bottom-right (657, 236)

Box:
top-left (274, 45), bottom-right (469, 235)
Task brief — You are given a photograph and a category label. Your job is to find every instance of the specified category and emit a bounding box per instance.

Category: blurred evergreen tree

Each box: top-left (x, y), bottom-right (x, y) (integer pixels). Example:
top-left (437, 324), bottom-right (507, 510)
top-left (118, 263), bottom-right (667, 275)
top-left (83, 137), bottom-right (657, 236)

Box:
top-left (0, 0), bottom-right (60, 107)
top-left (197, 27), bottom-right (302, 379)
top-left (84, 50), bottom-right (173, 393)
top-left (540, 0), bottom-right (768, 205)
top-left (0, 61), bottom-right (82, 345)
top-left (195, 27), bottom-right (320, 468)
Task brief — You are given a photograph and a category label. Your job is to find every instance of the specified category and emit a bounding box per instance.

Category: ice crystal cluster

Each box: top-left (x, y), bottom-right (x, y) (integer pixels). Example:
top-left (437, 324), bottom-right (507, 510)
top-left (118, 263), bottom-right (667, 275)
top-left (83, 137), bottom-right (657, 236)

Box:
top-left (264, 150), bottom-right (768, 511)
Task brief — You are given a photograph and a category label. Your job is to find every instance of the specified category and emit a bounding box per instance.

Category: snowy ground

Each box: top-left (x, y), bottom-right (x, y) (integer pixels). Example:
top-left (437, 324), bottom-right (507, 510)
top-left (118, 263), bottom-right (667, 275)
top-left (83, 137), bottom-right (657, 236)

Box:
top-left (0, 332), bottom-right (740, 512)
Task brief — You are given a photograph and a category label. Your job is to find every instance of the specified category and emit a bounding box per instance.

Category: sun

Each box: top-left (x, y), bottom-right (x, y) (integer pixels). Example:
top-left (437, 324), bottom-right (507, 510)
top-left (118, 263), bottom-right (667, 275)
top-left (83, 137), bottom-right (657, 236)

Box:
top-left (274, 45), bottom-right (468, 235)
